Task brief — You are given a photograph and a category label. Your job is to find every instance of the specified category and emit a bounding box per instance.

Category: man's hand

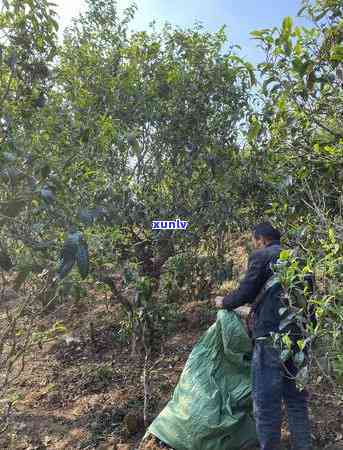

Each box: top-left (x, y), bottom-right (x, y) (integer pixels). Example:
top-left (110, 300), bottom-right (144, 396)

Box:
top-left (214, 296), bottom-right (225, 309)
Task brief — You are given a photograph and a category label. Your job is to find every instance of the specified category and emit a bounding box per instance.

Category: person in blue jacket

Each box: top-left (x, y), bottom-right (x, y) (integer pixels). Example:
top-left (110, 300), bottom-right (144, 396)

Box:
top-left (214, 222), bottom-right (312, 450)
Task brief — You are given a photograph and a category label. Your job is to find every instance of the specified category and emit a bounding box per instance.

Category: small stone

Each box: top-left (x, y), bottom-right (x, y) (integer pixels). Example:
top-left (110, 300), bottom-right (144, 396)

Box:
top-left (64, 335), bottom-right (81, 345)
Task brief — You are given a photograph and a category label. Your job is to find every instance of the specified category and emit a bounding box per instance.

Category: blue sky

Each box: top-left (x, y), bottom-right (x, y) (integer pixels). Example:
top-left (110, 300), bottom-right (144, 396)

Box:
top-left (55, 0), bottom-right (310, 64)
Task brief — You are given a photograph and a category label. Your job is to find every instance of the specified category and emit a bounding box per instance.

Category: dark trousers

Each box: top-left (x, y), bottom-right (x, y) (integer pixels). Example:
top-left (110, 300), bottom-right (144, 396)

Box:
top-left (252, 341), bottom-right (312, 450)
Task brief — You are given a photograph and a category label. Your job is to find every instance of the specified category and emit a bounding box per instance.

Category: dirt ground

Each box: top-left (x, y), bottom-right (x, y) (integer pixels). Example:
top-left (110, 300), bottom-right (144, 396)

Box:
top-left (0, 294), bottom-right (342, 450)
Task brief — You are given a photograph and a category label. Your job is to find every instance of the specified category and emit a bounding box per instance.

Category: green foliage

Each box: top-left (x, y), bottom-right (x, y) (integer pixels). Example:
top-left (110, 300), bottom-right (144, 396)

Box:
top-left (58, 230), bottom-right (89, 280)
top-left (247, 0), bottom-right (343, 389)
top-left (161, 253), bottom-right (232, 303)
top-left (32, 321), bottom-right (67, 346)
top-left (92, 364), bottom-right (113, 385)
top-left (0, 0), bottom-right (255, 323)
top-left (270, 229), bottom-right (343, 388)
top-left (251, 0), bottom-right (342, 224)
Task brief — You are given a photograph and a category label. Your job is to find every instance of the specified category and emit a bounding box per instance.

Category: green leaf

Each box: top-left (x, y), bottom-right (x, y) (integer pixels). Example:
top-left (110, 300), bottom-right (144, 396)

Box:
top-left (296, 339), bottom-right (306, 352)
top-left (279, 250), bottom-right (291, 261)
top-left (50, 18), bottom-right (59, 31)
top-left (330, 45), bottom-right (343, 62)
top-left (292, 57), bottom-right (306, 75)
top-left (293, 43), bottom-right (303, 57)
top-left (296, 365), bottom-right (309, 389)
top-left (277, 95), bottom-right (286, 111)
top-left (52, 321), bottom-right (67, 334)
top-left (281, 349), bottom-right (291, 362)
top-left (244, 62), bottom-right (256, 86)
top-left (282, 16), bottom-right (293, 35)
top-left (282, 334), bottom-right (293, 349)
top-left (250, 30), bottom-right (266, 40)
top-left (328, 227), bottom-right (336, 243)
top-left (248, 115), bottom-right (261, 142)
top-left (294, 351), bottom-right (305, 367)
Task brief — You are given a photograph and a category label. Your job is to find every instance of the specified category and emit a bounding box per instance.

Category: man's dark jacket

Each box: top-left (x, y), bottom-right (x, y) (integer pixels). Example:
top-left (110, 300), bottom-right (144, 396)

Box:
top-left (222, 240), bottom-right (282, 339)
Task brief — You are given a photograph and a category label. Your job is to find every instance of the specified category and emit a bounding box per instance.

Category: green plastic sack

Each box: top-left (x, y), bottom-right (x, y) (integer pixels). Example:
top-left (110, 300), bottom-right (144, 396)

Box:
top-left (144, 310), bottom-right (258, 450)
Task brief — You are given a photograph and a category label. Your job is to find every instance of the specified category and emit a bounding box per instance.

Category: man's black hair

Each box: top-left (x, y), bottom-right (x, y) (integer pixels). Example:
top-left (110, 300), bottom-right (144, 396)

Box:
top-left (252, 222), bottom-right (281, 241)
